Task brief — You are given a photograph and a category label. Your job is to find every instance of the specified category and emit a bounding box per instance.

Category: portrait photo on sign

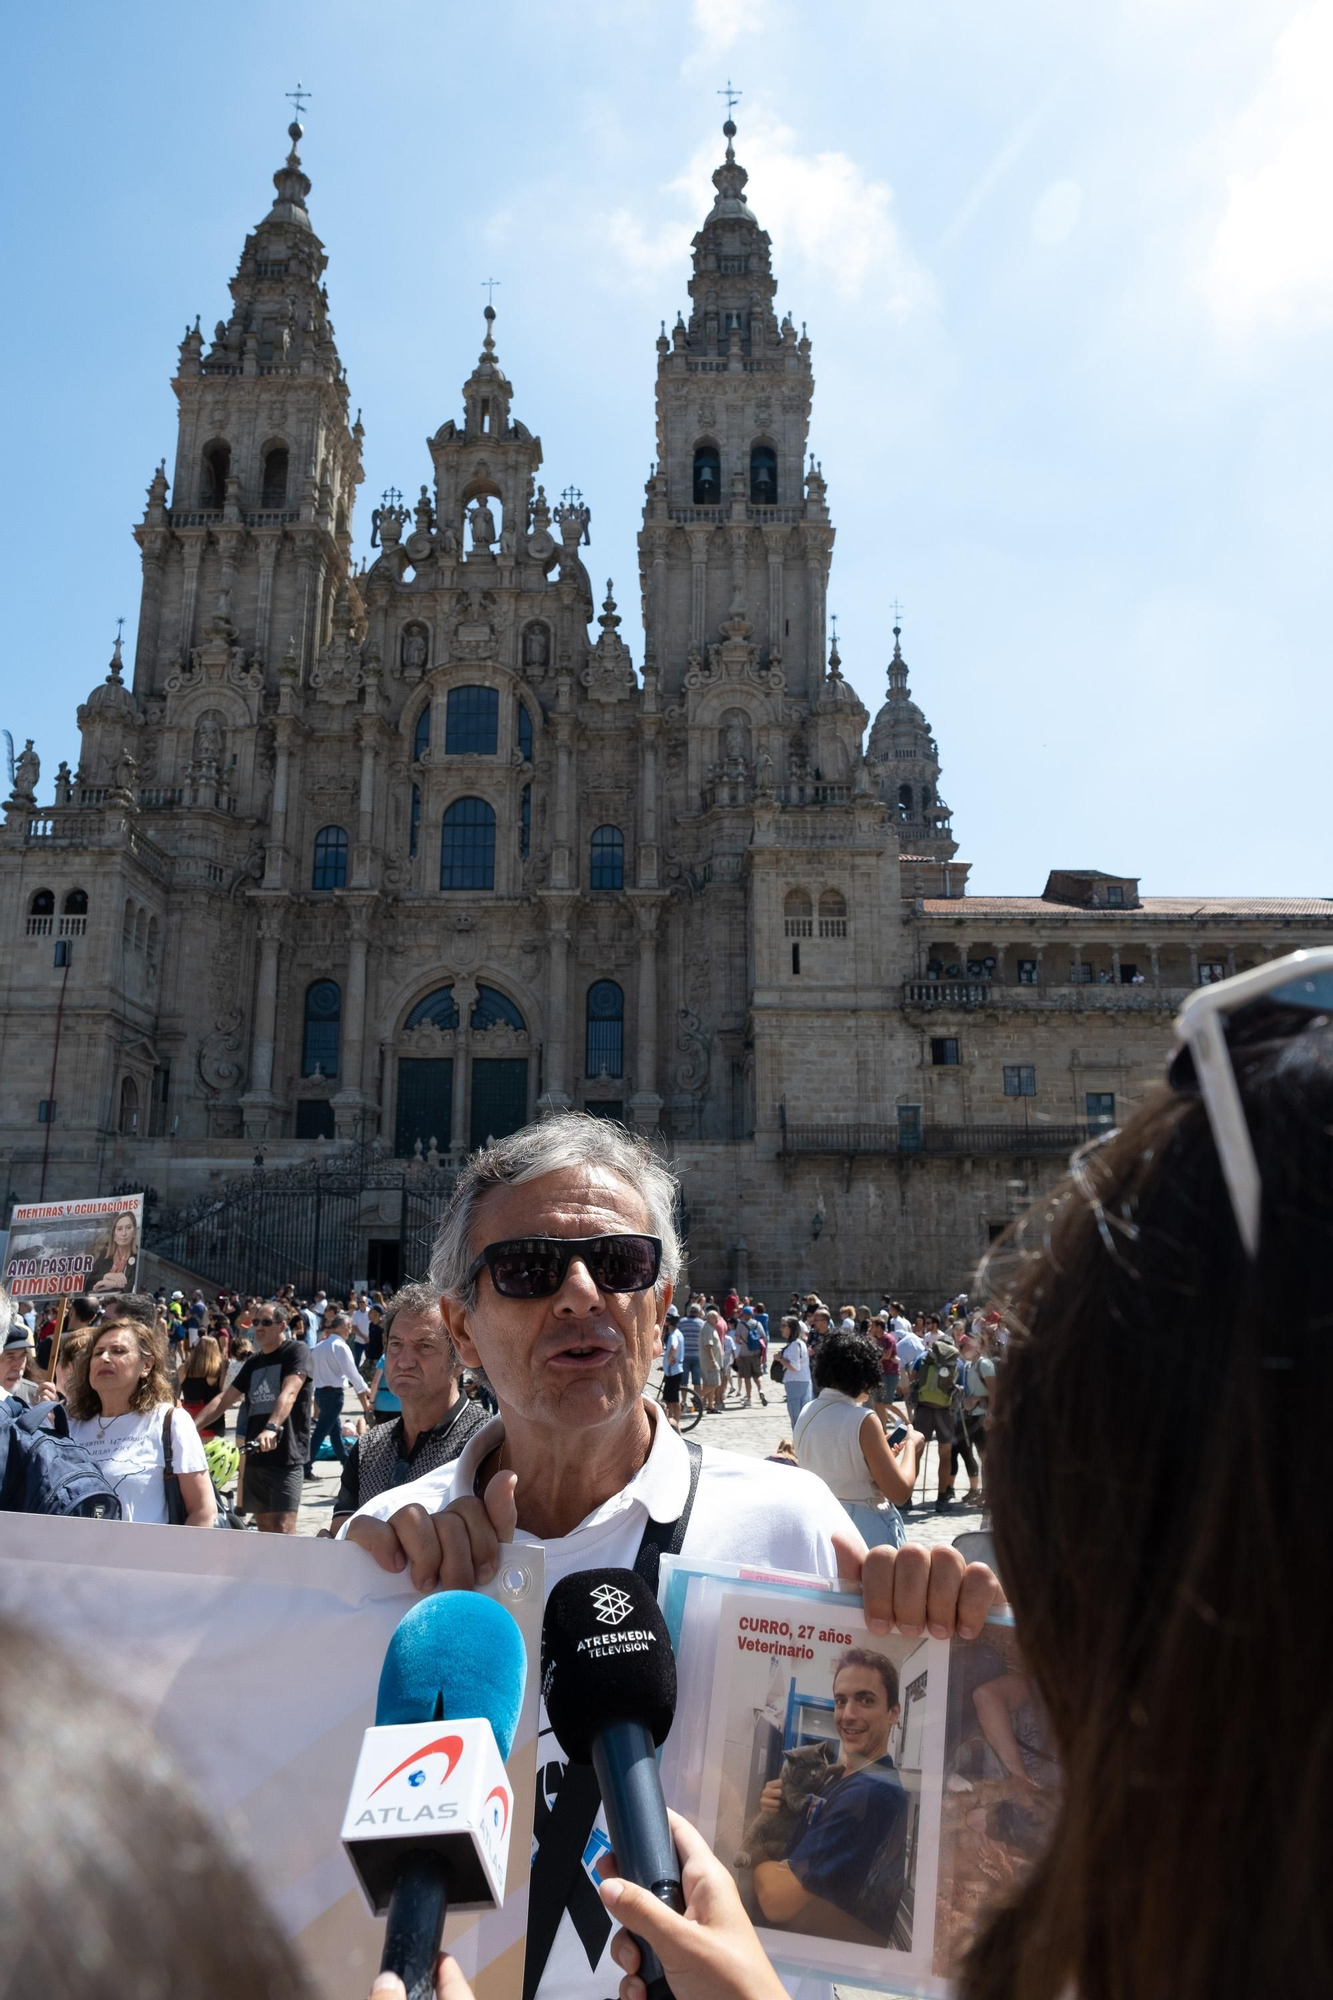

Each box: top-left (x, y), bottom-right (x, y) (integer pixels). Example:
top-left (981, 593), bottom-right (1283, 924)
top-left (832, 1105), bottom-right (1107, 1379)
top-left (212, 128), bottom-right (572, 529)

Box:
top-left (694, 1586), bottom-right (946, 1990)
top-left (1, 1194), bottom-right (143, 1299)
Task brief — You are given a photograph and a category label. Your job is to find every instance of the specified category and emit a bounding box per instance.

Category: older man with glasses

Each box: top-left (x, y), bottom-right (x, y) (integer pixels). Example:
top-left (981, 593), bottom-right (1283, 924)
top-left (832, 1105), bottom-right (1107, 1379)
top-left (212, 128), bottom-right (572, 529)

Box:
top-left (329, 1281), bottom-right (486, 1536)
top-left (193, 1303), bottom-right (312, 1533)
top-left (339, 1113), bottom-right (997, 2000)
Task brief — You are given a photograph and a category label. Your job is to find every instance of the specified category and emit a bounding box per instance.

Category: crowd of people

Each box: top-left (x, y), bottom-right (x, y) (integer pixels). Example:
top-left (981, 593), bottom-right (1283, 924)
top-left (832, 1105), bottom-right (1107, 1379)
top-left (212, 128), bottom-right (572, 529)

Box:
top-left (3, 941), bottom-right (1331, 2000)
top-left (0, 1278), bottom-right (496, 1535)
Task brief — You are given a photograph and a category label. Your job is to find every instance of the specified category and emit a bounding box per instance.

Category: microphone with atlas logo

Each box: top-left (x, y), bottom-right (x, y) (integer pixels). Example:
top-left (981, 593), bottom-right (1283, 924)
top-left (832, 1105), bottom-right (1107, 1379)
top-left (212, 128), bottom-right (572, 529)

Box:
top-left (541, 1567), bottom-right (683, 2000)
top-left (340, 1591), bottom-right (528, 2000)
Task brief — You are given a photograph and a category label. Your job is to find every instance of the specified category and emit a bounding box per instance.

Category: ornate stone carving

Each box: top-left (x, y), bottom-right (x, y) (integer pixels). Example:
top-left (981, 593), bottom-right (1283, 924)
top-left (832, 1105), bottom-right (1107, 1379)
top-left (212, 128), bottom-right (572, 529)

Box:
top-left (10, 739), bottom-right (39, 802)
top-left (400, 621), bottom-right (429, 677)
top-left (398, 1020), bottom-right (457, 1056)
top-left (674, 1006), bottom-right (711, 1092)
top-left (581, 583), bottom-right (636, 704)
top-left (197, 1010), bottom-right (246, 1097)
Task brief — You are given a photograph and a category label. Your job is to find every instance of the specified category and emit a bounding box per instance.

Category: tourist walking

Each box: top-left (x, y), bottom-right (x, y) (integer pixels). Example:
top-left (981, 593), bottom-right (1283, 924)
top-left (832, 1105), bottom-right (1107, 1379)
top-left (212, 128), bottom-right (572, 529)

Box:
top-left (308, 1311), bottom-right (372, 1472)
top-left (793, 1328), bottom-right (922, 1548)
top-left (778, 1315), bottom-right (812, 1425)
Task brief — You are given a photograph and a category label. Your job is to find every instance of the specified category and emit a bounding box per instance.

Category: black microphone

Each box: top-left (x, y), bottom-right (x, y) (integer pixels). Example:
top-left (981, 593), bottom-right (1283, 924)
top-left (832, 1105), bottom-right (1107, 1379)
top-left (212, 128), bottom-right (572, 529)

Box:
top-left (542, 1567), bottom-right (682, 2000)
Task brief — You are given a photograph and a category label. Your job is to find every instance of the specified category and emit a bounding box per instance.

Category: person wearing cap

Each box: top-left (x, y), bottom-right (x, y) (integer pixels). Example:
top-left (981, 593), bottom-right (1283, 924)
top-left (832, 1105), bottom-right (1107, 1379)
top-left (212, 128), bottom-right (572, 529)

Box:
top-left (1, 1320), bottom-right (39, 1406)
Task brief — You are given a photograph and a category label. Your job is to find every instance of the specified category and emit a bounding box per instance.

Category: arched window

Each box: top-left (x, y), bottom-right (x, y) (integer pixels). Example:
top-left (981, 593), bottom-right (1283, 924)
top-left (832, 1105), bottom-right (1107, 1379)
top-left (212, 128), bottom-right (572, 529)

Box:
top-left (586, 981), bottom-right (624, 1079)
top-left (590, 824), bottom-right (624, 892)
top-left (200, 440), bottom-right (230, 509)
top-left (63, 888), bottom-right (88, 915)
top-left (446, 685), bottom-right (499, 755)
top-left (302, 980), bottom-right (341, 1077)
top-left (441, 797), bottom-right (495, 890)
top-left (409, 783), bottom-right (421, 858)
top-left (818, 889), bottom-right (848, 939)
top-left (897, 783), bottom-right (913, 820)
top-left (519, 783), bottom-right (531, 860)
top-left (118, 1076), bottom-right (140, 1136)
top-left (260, 445), bottom-right (289, 510)
top-left (471, 985), bottom-right (526, 1031)
top-left (749, 444), bottom-right (778, 504)
top-left (784, 889), bottom-right (813, 939)
top-left (312, 825), bottom-right (348, 891)
top-left (516, 699), bottom-right (533, 762)
top-left (404, 985), bottom-right (459, 1030)
top-left (413, 704), bottom-right (431, 761)
top-left (692, 443), bottom-right (721, 505)
top-left (134, 907), bottom-right (147, 950)
top-left (30, 889), bottom-right (54, 916)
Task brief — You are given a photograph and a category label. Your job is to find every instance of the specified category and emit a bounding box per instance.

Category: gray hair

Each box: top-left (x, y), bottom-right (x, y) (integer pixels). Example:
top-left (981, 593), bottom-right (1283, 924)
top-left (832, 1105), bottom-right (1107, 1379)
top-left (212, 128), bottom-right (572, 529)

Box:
top-left (383, 1280), bottom-right (447, 1332)
top-left (430, 1114), bottom-right (682, 1307)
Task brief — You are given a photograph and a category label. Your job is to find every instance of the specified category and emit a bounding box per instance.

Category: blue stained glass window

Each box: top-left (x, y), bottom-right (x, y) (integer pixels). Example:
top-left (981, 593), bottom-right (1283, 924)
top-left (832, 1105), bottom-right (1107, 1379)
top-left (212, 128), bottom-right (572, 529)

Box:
top-left (409, 784), bottom-right (421, 858)
top-left (303, 980), bottom-right (341, 1077)
top-left (441, 797), bottom-right (495, 890)
top-left (311, 825), bottom-right (348, 891)
top-left (404, 986), bottom-right (459, 1031)
top-left (446, 685), bottom-right (499, 755)
top-left (585, 980), bottom-right (624, 1079)
top-left (520, 783), bottom-right (531, 860)
top-left (471, 984), bottom-right (526, 1031)
top-left (590, 824), bottom-right (624, 891)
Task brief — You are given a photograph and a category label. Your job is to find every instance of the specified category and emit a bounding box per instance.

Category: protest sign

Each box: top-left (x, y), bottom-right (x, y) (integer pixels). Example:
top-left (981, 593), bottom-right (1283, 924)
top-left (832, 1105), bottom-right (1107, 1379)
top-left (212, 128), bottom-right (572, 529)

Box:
top-left (2, 1192), bottom-right (144, 1298)
top-left (0, 1516), bottom-right (543, 2000)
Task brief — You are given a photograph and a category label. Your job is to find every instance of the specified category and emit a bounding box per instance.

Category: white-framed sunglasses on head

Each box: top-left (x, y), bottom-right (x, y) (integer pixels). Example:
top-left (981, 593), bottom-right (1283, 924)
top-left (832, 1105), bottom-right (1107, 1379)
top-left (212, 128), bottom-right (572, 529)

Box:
top-left (1174, 948), bottom-right (1333, 1259)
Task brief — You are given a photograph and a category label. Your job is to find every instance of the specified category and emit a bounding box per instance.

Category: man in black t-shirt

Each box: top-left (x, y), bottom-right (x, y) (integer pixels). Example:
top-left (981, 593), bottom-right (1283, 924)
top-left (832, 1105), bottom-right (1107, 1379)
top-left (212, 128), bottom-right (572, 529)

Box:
top-left (193, 1304), bottom-right (313, 1532)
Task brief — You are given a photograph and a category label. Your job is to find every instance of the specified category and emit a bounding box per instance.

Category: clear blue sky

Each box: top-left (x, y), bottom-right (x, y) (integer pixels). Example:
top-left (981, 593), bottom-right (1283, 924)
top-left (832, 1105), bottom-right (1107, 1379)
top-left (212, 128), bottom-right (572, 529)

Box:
top-left (4, 0), bottom-right (1330, 894)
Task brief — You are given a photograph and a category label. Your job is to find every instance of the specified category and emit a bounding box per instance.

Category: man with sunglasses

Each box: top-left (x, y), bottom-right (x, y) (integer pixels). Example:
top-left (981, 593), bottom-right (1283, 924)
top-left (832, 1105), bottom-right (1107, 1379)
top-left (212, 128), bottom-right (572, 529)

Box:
top-left (193, 1302), bottom-right (312, 1532)
top-left (340, 1118), bottom-right (996, 1996)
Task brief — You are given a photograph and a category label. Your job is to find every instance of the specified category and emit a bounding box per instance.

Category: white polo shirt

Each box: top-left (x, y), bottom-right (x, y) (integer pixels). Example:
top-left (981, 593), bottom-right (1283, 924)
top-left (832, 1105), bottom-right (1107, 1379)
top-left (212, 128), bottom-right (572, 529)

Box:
top-left (343, 1399), bottom-right (857, 1999)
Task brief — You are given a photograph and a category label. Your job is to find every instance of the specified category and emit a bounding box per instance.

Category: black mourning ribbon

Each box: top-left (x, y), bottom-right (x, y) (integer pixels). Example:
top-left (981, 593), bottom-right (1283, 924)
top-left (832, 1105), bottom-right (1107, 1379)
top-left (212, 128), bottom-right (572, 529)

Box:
top-left (533, 1757), bottom-right (612, 1970)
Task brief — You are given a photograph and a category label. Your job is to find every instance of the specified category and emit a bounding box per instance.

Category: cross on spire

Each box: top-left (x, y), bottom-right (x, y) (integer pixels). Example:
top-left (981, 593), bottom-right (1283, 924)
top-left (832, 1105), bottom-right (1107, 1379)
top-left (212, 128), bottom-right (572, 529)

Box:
top-left (481, 277), bottom-right (501, 308)
top-left (718, 79), bottom-right (742, 119)
top-left (286, 82), bottom-right (311, 122)
top-left (381, 486), bottom-right (402, 509)
top-left (561, 484), bottom-right (583, 508)
top-left (115, 615), bottom-right (125, 645)
top-left (890, 597), bottom-right (904, 624)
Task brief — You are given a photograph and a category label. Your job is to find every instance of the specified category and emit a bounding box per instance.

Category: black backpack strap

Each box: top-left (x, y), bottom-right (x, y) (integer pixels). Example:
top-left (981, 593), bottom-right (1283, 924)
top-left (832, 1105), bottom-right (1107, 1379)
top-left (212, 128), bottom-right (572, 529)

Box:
top-left (161, 1407), bottom-right (175, 1474)
top-left (522, 1438), bottom-right (702, 2000)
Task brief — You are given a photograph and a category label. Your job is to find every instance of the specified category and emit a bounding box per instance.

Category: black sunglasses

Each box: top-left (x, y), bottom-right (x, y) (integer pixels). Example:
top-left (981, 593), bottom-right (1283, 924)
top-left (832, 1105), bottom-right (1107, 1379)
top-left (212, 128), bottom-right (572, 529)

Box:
top-left (466, 1234), bottom-right (662, 1300)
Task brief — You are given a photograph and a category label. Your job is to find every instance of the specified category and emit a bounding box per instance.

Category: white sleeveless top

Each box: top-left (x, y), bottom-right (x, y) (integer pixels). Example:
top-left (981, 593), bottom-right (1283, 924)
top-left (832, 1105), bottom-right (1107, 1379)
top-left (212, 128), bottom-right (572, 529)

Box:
top-left (792, 1389), bottom-right (881, 1506)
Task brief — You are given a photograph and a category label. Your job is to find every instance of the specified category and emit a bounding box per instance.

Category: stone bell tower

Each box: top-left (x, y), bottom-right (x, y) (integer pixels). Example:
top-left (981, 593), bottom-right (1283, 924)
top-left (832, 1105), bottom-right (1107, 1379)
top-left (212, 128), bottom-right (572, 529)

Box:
top-left (639, 114), bottom-right (832, 702)
top-left (129, 112), bottom-right (362, 718)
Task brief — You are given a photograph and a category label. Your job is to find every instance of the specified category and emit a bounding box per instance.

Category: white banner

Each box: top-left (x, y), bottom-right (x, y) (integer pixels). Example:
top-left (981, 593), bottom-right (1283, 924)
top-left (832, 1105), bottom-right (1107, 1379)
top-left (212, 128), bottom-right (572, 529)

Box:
top-left (0, 1517), bottom-right (543, 2000)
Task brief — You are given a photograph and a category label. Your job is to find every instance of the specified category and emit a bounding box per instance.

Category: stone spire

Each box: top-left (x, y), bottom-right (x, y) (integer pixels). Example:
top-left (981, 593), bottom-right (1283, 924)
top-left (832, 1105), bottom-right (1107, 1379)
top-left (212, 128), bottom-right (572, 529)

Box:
top-left (683, 113), bottom-right (780, 353)
top-left (867, 622), bottom-right (956, 856)
top-left (196, 112), bottom-right (345, 390)
top-left (461, 303), bottom-right (513, 439)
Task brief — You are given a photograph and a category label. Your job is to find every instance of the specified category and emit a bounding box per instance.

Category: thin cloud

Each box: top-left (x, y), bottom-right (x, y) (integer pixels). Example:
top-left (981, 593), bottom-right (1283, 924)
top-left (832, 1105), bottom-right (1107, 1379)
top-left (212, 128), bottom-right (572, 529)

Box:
top-left (936, 79), bottom-right (1067, 254)
top-left (684, 0), bottom-right (774, 71)
top-left (1201, 0), bottom-right (1333, 336)
top-left (599, 110), bottom-right (932, 320)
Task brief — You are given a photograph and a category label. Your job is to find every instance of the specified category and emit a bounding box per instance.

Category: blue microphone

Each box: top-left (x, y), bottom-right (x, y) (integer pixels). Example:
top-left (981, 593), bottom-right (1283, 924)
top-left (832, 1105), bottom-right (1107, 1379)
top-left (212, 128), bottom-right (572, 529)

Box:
top-left (342, 1593), bottom-right (528, 2000)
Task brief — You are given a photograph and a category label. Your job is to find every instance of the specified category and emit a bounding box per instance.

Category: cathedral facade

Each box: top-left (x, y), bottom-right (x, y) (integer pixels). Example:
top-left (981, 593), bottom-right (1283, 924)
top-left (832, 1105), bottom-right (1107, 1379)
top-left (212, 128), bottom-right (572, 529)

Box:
top-left (3, 117), bottom-right (1330, 1300)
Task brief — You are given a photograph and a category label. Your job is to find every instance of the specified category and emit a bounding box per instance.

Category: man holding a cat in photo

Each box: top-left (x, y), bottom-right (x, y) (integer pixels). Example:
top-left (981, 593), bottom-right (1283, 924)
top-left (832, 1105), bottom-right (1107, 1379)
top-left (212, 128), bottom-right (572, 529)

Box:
top-left (749, 1648), bottom-right (910, 1947)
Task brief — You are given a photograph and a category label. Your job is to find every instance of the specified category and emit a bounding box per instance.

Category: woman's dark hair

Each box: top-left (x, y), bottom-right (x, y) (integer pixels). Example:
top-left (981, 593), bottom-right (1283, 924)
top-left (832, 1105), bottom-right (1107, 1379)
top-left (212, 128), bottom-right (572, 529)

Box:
top-left (834, 1646), bottom-right (899, 1709)
top-left (66, 1319), bottom-right (175, 1421)
top-left (963, 1011), bottom-right (1333, 2000)
top-left (812, 1327), bottom-right (882, 1399)
top-left (0, 1619), bottom-right (310, 1997)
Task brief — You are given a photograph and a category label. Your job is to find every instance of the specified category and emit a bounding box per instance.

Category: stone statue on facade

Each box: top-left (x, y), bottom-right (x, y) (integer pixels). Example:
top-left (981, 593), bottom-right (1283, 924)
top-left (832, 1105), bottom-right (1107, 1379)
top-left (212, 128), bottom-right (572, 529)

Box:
top-left (194, 714), bottom-right (224, 765)
top-left (12, 739), bottom-right (39, 800)
top-left (522, 622), bottom-right (550, 670)
top-left (469, 498), bottom-right (497, 549)
top-left (400, 624), bottom-right (429, 673)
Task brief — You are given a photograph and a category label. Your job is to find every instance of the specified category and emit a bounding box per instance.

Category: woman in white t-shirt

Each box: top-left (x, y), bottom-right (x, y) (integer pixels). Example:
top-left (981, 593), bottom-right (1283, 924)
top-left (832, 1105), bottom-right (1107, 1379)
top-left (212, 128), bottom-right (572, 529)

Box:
top-left (793, 1326), bottom-right (922, 1547)
top-left (66, 1318), bottom-right (215, 1527)
top-left (778, 1315), bottom-right (813, 1426)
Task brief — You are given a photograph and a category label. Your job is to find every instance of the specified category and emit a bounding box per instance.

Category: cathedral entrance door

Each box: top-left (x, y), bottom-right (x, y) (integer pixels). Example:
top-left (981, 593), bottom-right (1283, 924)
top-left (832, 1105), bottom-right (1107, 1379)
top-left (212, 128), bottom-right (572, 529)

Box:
top-left (470, 1058), bottom-right (528, 1151)
top-left (395, 1057), bottom-right (454, 1157)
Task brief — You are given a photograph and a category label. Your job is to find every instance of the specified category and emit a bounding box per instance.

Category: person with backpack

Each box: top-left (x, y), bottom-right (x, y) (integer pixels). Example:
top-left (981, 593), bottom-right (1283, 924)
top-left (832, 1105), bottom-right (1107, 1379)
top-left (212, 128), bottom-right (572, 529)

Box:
top-left (64, 1318), bottom-right (215, 1527)
top-left (912, 1325), bottom-right (963, 1512)
top-left (734, 1311), bottom-right (768, 1408)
